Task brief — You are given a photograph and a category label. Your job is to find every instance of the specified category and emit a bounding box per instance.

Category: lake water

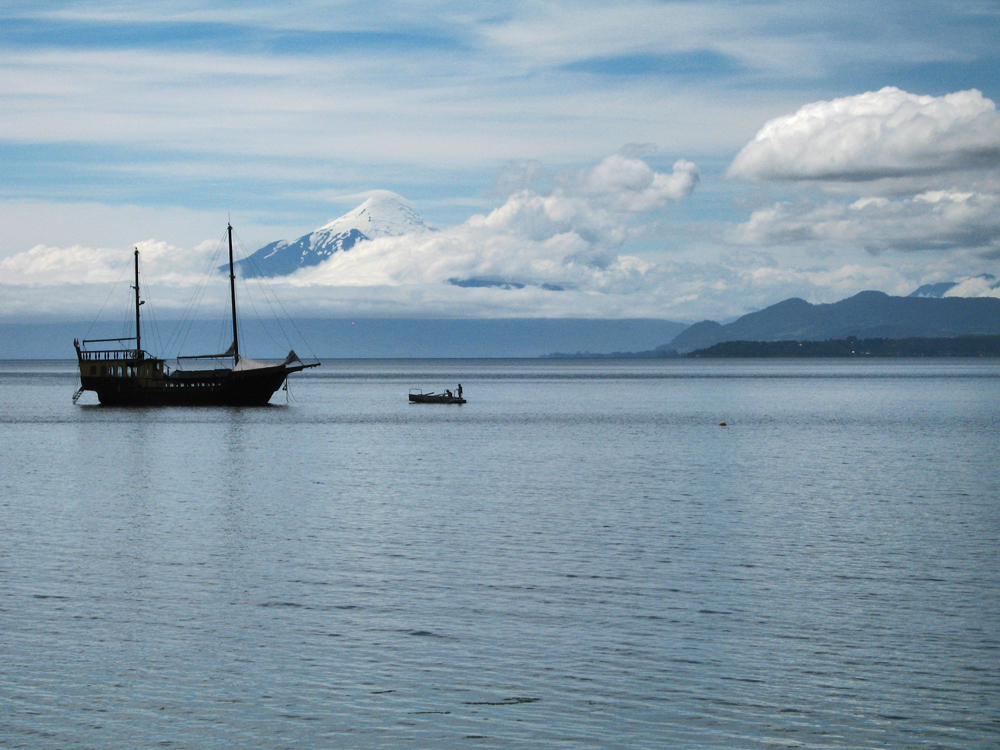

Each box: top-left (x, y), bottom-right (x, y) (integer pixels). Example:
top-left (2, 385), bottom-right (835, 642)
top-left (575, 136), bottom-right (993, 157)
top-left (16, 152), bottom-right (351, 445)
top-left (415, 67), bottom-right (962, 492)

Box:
top-left (1, 358), bottom-right (998, 749)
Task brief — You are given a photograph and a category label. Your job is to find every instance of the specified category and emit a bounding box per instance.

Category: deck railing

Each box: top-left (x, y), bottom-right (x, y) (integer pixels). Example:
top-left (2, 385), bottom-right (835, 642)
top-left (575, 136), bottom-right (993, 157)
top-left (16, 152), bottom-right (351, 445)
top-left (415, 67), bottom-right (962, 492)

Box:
top-left (78, 349), bottom-right (148, 362)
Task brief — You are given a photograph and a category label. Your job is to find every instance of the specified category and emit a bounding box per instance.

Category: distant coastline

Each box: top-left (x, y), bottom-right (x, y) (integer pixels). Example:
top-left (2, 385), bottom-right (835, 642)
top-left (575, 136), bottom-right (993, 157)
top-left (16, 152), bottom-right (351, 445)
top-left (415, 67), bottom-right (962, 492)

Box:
top-left (544, 334), bottom-right (1000, 359)
top-left (540, 347), bottom-right (680, 359)
top-left (687, 335), bottom-right (1000, 357)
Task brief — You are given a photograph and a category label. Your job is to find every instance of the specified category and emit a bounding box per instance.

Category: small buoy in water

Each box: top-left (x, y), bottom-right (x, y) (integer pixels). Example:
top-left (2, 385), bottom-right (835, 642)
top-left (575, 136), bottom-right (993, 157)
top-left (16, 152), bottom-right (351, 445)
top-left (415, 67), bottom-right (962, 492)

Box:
top-left (719, 421), bottom-right (727, 427)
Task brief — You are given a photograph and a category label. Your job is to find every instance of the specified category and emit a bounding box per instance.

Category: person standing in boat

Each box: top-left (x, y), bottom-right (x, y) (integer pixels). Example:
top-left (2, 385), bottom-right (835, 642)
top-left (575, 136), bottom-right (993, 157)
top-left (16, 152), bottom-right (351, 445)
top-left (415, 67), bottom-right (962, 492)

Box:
top-left (457, 384), bottom-right (463, 399)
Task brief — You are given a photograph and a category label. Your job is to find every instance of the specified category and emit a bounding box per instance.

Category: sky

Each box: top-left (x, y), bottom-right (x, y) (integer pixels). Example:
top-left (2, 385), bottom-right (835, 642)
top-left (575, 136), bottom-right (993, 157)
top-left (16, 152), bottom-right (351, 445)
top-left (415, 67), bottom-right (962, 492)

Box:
top-left (2, 0), bottom-right (999, 324)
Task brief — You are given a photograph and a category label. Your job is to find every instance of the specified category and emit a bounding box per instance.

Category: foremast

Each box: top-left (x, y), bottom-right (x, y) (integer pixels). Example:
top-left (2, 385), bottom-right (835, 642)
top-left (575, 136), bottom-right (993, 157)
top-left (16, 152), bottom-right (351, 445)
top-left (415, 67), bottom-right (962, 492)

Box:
top-left (133, 248), bottom-right (143, 359)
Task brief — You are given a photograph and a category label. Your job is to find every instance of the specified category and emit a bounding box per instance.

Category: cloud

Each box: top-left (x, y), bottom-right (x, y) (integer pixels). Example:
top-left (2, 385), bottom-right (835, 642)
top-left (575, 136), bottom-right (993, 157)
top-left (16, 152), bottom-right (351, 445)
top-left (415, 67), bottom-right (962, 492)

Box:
top-left (293, 154), bottom-right (698, 293)
top-left (730, 189), bottom-right (1000, 256)
top-left (945, 275), bottom-right (1000, 299)
top-left (0, 238), bottom-right (221, 286)
top-left (726, 88), bottom-right (1000, 261)
top-left (567, 153), bottom-right (699, 211)
top-left (490, 160), bottom-right (547, 197)
top-left (727, 87), bottom-right (1000, 184)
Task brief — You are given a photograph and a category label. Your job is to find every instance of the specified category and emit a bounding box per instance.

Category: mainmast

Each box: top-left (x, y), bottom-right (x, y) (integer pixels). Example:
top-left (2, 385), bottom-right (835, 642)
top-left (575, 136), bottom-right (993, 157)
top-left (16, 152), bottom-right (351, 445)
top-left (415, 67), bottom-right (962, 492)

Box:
top-left (133, 248), bottom-right (142, 359)
top-left (227, 223), bottom-right (239, 363)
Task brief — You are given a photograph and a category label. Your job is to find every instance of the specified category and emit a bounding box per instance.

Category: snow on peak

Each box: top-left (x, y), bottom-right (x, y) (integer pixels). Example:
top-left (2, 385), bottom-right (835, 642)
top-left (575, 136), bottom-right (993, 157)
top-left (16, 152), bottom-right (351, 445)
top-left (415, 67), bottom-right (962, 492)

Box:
top-left (316, 191), bottom-right (436, 240)
top-left (234, 192), bottom-right (434, 278)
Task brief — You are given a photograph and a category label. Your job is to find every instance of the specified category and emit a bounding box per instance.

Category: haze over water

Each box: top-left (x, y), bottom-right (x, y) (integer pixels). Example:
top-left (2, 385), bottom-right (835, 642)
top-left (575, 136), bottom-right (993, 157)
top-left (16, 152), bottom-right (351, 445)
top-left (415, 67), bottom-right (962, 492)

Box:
top-left (2, 358), bottom-right (998, 749)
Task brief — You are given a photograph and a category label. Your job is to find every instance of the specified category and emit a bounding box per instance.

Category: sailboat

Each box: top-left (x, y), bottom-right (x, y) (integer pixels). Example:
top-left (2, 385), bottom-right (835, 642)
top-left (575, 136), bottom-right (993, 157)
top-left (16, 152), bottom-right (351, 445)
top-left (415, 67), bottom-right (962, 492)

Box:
top-left (73, 224), bottom-right (320, 406)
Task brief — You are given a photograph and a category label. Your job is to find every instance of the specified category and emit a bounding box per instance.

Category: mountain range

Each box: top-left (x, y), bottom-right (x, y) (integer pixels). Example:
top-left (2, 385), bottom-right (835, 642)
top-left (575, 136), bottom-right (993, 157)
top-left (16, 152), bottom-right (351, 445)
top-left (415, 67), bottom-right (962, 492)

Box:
top-left (669, 291), bottom-right (1000, 353)
top-left (228, 192), bottom-right (435, 278)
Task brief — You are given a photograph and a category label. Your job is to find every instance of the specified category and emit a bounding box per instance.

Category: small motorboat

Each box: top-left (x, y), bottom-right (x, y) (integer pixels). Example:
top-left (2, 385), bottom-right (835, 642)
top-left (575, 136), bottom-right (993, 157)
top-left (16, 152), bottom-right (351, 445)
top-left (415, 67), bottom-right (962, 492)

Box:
top-left (409, 388), bottom-right (466, 404)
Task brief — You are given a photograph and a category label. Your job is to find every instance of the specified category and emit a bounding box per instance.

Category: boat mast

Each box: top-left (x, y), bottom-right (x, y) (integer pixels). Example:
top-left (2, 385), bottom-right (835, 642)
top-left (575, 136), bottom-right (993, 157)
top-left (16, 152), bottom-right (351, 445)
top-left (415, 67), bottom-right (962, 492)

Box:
top-left (227, 223), bottom-right (239, 363)
top-left (133, 248), bottom-right (141, 359)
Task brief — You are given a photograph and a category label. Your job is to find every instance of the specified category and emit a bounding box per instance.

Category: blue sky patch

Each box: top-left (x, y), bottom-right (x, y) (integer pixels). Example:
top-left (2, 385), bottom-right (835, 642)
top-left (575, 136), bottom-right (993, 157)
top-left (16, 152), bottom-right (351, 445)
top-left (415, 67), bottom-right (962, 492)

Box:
top-left (0, 17), bottom-right (464, 56)
top-left (562, 50), bottom-right (743, 79)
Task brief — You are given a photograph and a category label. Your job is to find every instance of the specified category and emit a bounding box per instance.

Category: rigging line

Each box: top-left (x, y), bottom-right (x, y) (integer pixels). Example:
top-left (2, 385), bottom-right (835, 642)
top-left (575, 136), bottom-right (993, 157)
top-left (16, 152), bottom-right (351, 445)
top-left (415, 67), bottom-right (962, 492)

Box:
top-left (215, 310), bottom-right (228, 357)
top-left (262, 280), bottom-right (321, 363)
top-left (136, 254), bottom-right (151, 354)
top-left (244, 253), bottom-right (297, 353)
top-left (137, 255), bottom-right (166, 358)
top-left (253, 282), bottom-right (289, 352)
top-left (164, 227), bottom-right (230, 358)
top-left (258, 279), bottom-right (297, 353)
top-left (163, 248), bottom-right (212, 355)
top-left (234, 251), bottom-right (287, 356)
top-left (230, 227), bottom-right (284, 355)
top-left (238, 273), bottom-right (268, 347)
top-left (236, 241), bottom-right (280, 325)
top-left (176, 267), bottom-right (216, 354)
top-left (117, 273), bottom-right (135, 342)
top-left (241, 262), bottom-right (300, 357)
top-left (228, 226), bottom-right (320, 362)
top-left (83, 259), bottom-right (132, 343)
top-left (141, 262), bottom-right (162, 356)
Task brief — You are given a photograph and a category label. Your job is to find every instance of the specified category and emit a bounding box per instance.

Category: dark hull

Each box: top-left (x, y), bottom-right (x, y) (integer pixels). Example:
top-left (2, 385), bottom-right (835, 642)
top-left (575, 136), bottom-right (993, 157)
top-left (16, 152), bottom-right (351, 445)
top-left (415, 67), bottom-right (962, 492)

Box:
top-left (409, 393), bottom-right (466, 404)
top-left (84, 365), bottom-right (300, 406)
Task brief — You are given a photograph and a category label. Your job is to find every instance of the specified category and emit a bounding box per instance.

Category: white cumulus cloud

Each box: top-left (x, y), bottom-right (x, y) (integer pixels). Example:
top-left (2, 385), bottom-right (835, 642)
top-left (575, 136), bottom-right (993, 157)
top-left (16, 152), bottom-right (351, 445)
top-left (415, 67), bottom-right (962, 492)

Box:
top-left (569, 154), bottom-right (699, 211)
top-left (727, 87), bottom-right (1000, 184)
top-left (727, 88), bottom-right (1000, 261)
top-left (0, 238), bottom-right (221, 286)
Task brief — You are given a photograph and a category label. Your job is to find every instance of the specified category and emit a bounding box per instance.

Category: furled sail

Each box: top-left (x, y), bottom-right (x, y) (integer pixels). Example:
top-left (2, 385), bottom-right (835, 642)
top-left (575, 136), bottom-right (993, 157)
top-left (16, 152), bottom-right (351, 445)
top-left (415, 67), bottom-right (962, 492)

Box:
top-left (233, 352), bottom-right (302, 371)
top-left (177, 341), bottom-right (239, 361)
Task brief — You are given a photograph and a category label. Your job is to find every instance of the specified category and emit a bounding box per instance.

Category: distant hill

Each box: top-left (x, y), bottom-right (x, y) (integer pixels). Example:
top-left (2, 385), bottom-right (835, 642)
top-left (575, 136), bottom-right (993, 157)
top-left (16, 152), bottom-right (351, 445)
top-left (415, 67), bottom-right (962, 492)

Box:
top-left (670, 291), bottom-right (1000, 353)
top-left (688, 335), bottom-right (1000, 358)
top-left (225, 192), bottom-right (435, 278)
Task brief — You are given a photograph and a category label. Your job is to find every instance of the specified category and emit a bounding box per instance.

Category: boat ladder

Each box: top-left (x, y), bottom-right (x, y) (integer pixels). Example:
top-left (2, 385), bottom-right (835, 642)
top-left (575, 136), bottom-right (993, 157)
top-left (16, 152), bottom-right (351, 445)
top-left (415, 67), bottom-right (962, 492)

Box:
top-left (72, 387), bottom-right (85, 404)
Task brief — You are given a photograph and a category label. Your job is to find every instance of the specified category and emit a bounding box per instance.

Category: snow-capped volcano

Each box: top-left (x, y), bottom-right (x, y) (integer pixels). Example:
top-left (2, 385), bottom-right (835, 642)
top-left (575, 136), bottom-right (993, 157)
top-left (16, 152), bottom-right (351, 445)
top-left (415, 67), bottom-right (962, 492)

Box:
top-left (231, 192), bottom-right (434, 278)
top-left (315, 191), bottom-right (434, 239)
